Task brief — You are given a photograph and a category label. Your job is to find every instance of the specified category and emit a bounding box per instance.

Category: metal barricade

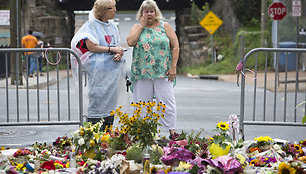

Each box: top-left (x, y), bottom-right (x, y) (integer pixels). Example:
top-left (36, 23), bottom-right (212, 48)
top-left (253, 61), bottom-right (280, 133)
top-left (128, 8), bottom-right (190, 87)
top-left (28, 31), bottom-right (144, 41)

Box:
top-left (239, 48), bottom-right (306, 140)
top-left (0, 48), bottom-right (84, 126)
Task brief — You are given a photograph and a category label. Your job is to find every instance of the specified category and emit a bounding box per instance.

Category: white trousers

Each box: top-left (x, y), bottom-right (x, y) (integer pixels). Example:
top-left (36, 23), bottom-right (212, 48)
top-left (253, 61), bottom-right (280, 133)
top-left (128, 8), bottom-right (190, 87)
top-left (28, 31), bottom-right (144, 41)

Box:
top-left (133, 78), bottom-right (176, 130)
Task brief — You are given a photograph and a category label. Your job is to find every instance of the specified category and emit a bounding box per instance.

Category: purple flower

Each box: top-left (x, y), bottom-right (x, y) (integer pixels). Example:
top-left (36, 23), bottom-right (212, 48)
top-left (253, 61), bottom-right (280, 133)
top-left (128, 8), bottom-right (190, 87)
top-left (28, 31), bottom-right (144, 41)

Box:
top-left (161, 147), bottom-right (195, 165)
top-left (203, 155), bottom-right (243, 174)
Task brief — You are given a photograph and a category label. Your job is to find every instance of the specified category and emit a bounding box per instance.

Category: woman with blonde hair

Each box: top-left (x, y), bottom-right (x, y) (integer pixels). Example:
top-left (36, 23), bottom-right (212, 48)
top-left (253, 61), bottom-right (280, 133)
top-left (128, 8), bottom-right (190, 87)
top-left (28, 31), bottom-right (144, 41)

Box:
top-left (71, 0), bottom-right (126, 130)
top-left (127, 0), bottom-right (180, 139)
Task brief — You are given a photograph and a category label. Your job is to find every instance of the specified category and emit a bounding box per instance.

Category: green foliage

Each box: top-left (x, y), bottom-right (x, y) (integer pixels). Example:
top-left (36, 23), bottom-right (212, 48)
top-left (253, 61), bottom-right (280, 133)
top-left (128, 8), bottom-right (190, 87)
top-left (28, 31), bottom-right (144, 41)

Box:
top-left (176, 129), bottom-right (209, 158)
top-left (233, 29), bottom-right (272, 69)
top-left (150, 144), bottom-right (164, 165)
top-left (42, 63), bottom-right (67, 72)
top-left (179, 33), bottom-right (237, 75)
top-left (190, 2), bottom-right (209, 25)
top-left (233, 1), bottom-right (261, 27)
top-left (126, 144), bottom-right (143, 163)
top-left (109, 133), bottom-right (128, 151)
top-left (125, 143), bottom-right (163, 164)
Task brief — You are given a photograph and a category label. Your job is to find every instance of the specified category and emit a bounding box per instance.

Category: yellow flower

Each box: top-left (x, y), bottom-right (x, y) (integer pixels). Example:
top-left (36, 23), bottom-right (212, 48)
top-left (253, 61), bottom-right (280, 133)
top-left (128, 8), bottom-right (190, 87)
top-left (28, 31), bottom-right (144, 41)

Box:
top-left (55, 162), bottom-right (64, 169)
top-left (176, 161), bottom-right (192, 171)
top-left (93, 132), bottom-right (101, 142)
top-left (66, 162), bottom-right (70, 168)
top-left (101, 133), bottom-right (110, 142)
top-left (110, 110), bottom-right (115, 116)
top-left (294, 144), bottom-right (302, 154)
top-left (156, 105), bottom-right (161, 111)
top-left (0, 146), bottom-right (5, 150)
top-left (217, 121), bottom-right (229, 131)
top-left (277, 162), bottom-right (296, 174)
top-left (89, 139), bottom-right (95, 147)
top-left (254, 136), bottom-right (273, 143)
top-left (236, 154), bottom-right (246, 165)
top-left (161, 108), bottom-right (166, 113)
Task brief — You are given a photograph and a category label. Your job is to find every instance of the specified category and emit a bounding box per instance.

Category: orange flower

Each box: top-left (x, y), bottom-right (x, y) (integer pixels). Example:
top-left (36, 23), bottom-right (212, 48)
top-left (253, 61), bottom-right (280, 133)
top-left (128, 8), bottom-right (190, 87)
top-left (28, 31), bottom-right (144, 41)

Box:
top-left (249, 147), bottom-right (261, 153)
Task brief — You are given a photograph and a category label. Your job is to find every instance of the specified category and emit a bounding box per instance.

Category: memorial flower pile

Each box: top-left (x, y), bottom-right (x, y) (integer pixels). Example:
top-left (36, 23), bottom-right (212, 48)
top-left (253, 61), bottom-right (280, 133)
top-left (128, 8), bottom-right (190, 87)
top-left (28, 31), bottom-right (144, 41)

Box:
top-left (0, 109), bottom-right (305, 174)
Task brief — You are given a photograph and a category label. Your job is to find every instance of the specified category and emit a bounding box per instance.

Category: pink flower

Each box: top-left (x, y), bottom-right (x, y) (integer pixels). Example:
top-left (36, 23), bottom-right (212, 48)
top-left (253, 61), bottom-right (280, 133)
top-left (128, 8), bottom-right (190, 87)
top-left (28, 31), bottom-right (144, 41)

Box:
top-left (142, 69), bottom-right (146, 74)
top-left (155, 28), bottom-right (161, 32)
top-left (159, 50), bottom-right (164, 56)
top-left (143, 43), bottom-right (150, 51)
top-left (177, 140), bottom-right (188, 147)
top-left (150, 59), bottom-right (155, 65)
top-left (146, 34), bottom-right (151, 38)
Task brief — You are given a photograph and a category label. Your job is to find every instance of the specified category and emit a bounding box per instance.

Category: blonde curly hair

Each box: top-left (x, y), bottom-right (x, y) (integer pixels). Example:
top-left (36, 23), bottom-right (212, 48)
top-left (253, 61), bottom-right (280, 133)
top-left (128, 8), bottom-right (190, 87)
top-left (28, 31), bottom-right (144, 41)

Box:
top-left (136, 0), bottom-right (164, 22)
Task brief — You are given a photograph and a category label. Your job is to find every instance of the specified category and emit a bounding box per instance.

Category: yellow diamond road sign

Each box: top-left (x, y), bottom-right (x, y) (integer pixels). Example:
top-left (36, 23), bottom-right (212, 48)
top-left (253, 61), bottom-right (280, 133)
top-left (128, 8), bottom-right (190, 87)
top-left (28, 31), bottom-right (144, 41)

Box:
top-left (200, 11), bottom-right (223, 35)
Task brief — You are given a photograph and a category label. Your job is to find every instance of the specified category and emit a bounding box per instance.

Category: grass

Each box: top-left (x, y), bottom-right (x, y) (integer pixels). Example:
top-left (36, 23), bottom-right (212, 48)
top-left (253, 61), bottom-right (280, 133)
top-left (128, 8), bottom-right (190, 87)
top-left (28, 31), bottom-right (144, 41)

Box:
top-left (178, 32), bottom-right (237, 75)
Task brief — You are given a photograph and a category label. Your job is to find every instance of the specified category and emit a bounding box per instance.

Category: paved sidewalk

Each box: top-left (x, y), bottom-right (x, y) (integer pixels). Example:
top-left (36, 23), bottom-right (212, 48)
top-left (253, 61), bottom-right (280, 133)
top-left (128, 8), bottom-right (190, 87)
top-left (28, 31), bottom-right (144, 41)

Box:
top-left (0, 70), bottom-right (71, 89)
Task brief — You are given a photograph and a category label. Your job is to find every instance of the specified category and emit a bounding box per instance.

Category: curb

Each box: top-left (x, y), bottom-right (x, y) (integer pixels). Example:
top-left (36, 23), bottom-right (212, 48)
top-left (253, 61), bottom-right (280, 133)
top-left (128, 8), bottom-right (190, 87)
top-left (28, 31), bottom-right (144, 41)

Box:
top-left (186, 73), bottom-right (219, 80)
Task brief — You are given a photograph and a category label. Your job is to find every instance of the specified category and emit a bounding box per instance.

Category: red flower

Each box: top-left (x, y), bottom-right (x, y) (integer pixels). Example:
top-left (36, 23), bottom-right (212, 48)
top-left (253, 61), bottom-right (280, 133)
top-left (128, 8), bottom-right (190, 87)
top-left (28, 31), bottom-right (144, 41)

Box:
top-left (116, 151), bottom-right (126, 156)
top-left (41, 160), bottom-right (55, 170)
top-left (77, 161), bottom-right (86, 167)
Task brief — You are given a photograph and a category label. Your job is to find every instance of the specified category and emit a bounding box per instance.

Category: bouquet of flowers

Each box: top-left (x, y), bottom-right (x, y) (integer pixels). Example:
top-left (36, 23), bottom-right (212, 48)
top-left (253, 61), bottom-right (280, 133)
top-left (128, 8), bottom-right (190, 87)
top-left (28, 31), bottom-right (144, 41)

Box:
top-left (252, 136), bottom-right (273, 151)
top-left (53, 136), bottom-right (72, 147)
top-left (281, 143), bottom-right (304, 158)
top-left (170, 130), bottom-right (209, 159)
top-left (13, 148), bottom-right (31, 158)
top-left (108, 128), bottom-right (130, 151)
top-left (208, 121), bottom-right (233, 159)
top-left (88, 154), bottom-right (126, 174)
top-left (111, 101), bottom-right (163, 149)
top-left (71, 120), bottom-right (106, 160)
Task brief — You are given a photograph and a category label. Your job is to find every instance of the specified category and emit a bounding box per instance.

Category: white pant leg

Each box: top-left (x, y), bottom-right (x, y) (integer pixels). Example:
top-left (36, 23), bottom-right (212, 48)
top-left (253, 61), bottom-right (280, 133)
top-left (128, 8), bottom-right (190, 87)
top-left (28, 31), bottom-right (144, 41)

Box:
top-left (132, 78), bottom-right (154, 104)
top-left (153, 78), bottom-right (177, 130)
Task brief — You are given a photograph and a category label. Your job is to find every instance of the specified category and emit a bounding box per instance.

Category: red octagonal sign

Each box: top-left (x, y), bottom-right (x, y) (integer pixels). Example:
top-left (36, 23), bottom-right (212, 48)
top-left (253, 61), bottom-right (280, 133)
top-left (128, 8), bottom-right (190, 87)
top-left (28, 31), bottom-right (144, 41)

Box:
top-left (269, 2), bottom-right (287, 20)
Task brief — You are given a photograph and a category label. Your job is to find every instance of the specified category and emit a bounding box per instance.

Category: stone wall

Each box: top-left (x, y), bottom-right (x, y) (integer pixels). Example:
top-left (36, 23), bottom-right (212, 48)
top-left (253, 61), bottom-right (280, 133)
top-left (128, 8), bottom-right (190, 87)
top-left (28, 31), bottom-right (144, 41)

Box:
top-left (176, 8), bottom-right (210, 68)
top-left (21, 0), bottom-right (74, 48)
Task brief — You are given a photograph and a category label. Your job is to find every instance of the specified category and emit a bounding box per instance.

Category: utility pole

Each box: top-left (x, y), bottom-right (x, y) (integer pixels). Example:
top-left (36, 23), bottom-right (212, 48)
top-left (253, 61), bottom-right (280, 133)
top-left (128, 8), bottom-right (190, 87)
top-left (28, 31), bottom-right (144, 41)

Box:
top-left (261, 0), bottom-right (267, 47)
top-left (10, 0), bottom-right (22, 85)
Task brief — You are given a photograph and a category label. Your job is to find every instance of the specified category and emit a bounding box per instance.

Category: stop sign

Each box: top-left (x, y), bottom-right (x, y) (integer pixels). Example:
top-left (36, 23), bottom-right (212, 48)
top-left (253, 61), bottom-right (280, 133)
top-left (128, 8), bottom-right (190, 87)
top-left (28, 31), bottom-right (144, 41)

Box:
top-left (269, 2), bottom-right (287, 20)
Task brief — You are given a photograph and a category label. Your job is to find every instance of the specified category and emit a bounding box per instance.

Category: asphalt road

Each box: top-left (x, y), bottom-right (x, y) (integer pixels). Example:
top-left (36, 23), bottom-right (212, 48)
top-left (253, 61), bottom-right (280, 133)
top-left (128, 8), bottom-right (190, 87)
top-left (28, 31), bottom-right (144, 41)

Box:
top-left (0, 75), bottom-right (305, 148)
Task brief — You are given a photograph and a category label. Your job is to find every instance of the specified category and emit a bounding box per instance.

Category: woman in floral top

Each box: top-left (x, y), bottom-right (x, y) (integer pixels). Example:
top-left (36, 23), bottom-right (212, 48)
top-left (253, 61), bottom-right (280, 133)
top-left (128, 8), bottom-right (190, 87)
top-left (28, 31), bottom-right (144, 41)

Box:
top-left (127, 0), bottom-right (179, 139)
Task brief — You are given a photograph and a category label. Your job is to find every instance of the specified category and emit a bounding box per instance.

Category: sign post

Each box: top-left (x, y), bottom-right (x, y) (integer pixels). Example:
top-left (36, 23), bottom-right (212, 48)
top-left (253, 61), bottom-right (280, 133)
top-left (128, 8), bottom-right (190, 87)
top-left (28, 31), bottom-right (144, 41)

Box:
top-left (292, 0), bottom-right (301, 49)
top-left (199, 11), bottom-right (223, 64)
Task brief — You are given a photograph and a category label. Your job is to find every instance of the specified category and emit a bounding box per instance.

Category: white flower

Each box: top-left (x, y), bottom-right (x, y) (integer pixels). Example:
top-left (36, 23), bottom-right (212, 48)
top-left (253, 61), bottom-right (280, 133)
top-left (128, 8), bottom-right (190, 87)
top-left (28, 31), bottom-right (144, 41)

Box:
top-left (227, 114), bottom-right (239, 133)
top-left (78, 138), bottom-right (85, 146)
top-left (207, 165), bottom-right (222, 174)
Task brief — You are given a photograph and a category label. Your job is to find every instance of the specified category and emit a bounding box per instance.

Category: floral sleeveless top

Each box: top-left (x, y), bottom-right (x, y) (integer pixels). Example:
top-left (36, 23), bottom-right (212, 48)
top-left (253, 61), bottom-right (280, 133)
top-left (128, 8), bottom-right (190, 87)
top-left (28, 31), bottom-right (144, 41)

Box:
top-left (130, 21), bottom-right (175, 88)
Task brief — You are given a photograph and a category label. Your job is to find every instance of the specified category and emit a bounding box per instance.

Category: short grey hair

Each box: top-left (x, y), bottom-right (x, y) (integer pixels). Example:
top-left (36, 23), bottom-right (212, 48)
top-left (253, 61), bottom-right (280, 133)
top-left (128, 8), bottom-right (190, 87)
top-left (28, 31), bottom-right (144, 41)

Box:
top-left (93, 0), bottom-right (115, 20)
top-left (136, 0), bottom-right (163, 21)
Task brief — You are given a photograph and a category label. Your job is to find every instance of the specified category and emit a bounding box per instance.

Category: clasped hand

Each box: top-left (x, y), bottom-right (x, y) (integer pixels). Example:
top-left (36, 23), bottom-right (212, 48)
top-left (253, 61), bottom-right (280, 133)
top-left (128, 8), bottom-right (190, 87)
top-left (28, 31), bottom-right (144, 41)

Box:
top-left (112, 47), bottom-right (124, 61)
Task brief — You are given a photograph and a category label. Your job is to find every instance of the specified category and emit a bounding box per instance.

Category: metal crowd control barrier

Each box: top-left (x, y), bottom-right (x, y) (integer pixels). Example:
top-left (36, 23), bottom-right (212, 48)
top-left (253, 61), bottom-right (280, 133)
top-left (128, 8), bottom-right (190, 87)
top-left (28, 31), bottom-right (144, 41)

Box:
top-left (239, 48), bottom-right (306, 140)
top-left (0, 48), bottom-right (83, 126)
